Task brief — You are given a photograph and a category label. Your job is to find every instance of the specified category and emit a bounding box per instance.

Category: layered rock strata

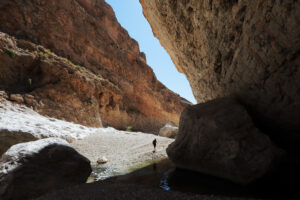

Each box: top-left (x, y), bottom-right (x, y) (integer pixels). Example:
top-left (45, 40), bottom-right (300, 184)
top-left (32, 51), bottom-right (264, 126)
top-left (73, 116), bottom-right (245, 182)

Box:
top-left (140, 0), bottom-right (300, 147)
top-left (0, 0), bottom-right (187, 133)
top-left (0, 32), bottom-right (108, 127)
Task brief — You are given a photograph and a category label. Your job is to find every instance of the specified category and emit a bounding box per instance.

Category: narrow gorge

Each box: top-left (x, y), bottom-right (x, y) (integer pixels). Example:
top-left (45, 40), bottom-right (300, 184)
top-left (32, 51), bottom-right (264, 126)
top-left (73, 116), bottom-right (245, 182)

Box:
top-left (0, 0), bottom-right (299, 200)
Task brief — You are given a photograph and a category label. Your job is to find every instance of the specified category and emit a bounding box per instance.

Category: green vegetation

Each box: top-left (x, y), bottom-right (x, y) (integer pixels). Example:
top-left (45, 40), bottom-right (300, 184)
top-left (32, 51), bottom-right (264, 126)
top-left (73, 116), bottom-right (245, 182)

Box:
top-left (28, 78), bottom-right (32, 86)
top-left (62, 57), bottom-right (83, 69)
top-left (39, 51), bottom-right (50, 59)
top-left (126, 126), bottom-right (133, 132)
top-left (45, 49), bottom-right (52, 55)
top-left (97, 74), bottom-right (103, 79)
top-left (6, 49), bottom-right (15, 58)
top-left (126, 158), bottom-right (166, 172)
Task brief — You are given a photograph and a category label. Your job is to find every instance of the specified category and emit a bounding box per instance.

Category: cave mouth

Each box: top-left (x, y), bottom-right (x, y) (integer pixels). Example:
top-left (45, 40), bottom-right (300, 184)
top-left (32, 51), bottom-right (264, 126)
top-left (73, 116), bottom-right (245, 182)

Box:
top-left (105, 0), bottom-right (196, 104)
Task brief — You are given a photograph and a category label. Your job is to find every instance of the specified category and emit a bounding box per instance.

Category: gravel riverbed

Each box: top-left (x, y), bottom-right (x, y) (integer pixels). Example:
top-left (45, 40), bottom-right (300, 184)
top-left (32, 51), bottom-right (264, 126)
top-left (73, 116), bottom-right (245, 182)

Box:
top-left (70, 128), bottom-right (174, 179)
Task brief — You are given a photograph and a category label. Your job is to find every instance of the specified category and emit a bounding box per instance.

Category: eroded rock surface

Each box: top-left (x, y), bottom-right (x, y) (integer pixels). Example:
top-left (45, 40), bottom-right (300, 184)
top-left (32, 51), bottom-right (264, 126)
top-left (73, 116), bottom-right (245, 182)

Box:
top-left (0, 138), bottom-right (91, 200)
top-left (140, 0), bottom-right (300, 145)
top-left (167, 97), bottom-right (283, 184)
top-left (0, 0), bottom-right (187, 133)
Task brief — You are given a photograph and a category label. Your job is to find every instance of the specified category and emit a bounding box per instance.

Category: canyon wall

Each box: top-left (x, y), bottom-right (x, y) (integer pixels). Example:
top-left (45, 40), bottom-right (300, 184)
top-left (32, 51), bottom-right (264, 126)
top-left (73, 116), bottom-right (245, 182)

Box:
top-left (0, 0), bottom-right (188, 133)
top-left (140, 0), bottom-right (300, 149)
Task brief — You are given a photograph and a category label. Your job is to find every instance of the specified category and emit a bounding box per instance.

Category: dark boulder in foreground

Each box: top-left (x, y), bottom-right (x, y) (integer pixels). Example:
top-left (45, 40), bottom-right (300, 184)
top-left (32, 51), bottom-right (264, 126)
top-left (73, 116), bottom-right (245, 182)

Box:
top-left (167, 97), bottom-right (283, 184)
top-left (34, 182), bottom-right (254, 200)
top-left (0, 138), bottom-right (91, 200)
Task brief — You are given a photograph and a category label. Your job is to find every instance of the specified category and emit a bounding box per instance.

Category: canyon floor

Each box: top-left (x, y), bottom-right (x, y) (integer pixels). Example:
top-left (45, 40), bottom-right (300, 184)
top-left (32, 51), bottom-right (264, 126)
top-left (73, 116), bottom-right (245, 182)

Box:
top-left (71, 128), bottom-right (173, 180)
top-left (0, 97), bottom-right (173, 180)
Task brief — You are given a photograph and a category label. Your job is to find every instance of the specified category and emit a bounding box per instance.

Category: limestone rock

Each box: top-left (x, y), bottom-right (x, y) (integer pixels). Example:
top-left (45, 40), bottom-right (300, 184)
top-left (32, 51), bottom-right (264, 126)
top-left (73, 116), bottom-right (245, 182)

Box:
top-left (97, 156), bottom-right (108, 164)
top-left (140, 0), bottom-right (300, 147)
top-left (9, 94), bottom-right (24, 104)
top-left (23, 94), bottom-right (37, 106)
top-left (0, 0), bottom-right (187, 133)
top-left (159, 124), bottom-right (178, 138)
top-left (0, 91), bottom-right (8, 99)
top-left (0, 138), bottom-right (92, 200)
top-left (0, 129), bottom-right (37, 156)
top-left (167, 97), bottom-right (283, 184)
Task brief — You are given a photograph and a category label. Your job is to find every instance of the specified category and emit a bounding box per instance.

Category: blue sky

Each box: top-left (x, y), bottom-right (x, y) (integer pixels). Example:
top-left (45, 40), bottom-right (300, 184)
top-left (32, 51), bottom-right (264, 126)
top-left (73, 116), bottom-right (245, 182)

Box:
top-left (105, 0), bottom-right (196, 104)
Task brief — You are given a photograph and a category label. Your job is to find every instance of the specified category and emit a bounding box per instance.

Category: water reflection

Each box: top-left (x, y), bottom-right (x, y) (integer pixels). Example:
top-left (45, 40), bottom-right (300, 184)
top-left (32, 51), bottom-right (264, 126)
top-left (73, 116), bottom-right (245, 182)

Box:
top-left (159, 169), bottom-right (172, 191)
top-left (90, 165), bottom-right (123, 181)
top-left (101, 158), bottom-right (300, 200)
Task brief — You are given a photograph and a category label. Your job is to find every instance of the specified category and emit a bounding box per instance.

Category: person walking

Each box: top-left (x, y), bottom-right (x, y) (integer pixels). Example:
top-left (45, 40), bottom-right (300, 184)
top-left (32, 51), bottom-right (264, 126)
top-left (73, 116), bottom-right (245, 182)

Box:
top-left (152, 138), bottom-right (157, 153)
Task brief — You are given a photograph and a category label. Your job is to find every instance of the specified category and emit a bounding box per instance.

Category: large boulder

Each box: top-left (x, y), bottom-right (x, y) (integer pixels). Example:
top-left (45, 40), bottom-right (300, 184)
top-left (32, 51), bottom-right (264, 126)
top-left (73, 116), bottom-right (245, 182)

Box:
top-left (167, 97), bottom-right (283, 184)
top-left (0, 138), bottom-right (92, 200)
top-left (159, 124), bottom-right (178, 138)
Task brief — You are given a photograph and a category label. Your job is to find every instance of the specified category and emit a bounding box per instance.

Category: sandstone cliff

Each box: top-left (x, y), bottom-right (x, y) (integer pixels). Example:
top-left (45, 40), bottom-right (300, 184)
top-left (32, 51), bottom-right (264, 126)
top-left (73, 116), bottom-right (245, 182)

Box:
top-left (140, 0), bottom-right (300, 149)
top-left (0, 0), bottom-right (187, 133)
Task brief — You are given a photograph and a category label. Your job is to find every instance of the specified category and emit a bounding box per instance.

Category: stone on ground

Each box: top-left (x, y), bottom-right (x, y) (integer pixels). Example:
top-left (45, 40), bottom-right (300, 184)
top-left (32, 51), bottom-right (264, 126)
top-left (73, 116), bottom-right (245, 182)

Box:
top-left (159, 124), bottom-right (178, 138)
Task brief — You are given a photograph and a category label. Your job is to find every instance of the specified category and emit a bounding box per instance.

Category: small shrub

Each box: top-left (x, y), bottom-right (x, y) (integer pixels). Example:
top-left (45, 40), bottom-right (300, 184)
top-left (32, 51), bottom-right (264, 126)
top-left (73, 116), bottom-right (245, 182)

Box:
top-left (28, 78), bottom-right (32, 86)
top-left (44, 53), bottom-right (49, 59)
top-left (115, 43), bottom-right (120, 49)
top-left (6, 49), bottom-right (15, 58)
top-left (45, 49), bottom-right (52, 54)
top-left (126, 126), bottom-right (133, 132)
top-left (75, 65), bottom-right (82, 69)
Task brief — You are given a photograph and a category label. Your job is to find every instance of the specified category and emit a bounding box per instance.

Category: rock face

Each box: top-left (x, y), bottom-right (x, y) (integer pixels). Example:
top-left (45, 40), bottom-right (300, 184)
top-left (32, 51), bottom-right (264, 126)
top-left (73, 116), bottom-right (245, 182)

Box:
top-left (0, 0), bottom-right (187, 133)
top-left (0, 32), bottom-right (105, 127)
top-left (140, 0), bottom-right (300, 146)
top-left (0, 138), bottom-right (91, 200)
top-left (167, 97), bottom-right (282, 184)
top-left (159, 124), bottom-right (178, 138)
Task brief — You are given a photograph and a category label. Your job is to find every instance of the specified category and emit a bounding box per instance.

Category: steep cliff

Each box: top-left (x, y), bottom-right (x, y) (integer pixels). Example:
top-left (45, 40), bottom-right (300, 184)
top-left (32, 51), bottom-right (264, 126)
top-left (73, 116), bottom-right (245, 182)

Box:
top-left (140, 0), bottom-right (300, 148)
top-left (0, 0), bottom-right (187, 133)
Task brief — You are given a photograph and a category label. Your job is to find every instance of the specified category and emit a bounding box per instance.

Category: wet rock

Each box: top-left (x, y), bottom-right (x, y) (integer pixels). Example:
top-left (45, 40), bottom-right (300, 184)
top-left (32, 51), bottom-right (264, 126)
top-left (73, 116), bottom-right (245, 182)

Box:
top-left (159, 124), bottom-right (178, 138)
top-left (0, 138), bottom-right (92, 200)
top-left (167, 97), bottom-right (283, 184)
top-left (9, 94), bottom-right (24, 103)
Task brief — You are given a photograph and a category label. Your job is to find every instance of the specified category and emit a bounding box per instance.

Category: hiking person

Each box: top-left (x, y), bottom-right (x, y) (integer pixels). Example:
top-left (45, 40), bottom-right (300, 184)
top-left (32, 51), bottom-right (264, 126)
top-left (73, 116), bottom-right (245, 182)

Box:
top-left (152, 138), bottom-right (157, 153)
